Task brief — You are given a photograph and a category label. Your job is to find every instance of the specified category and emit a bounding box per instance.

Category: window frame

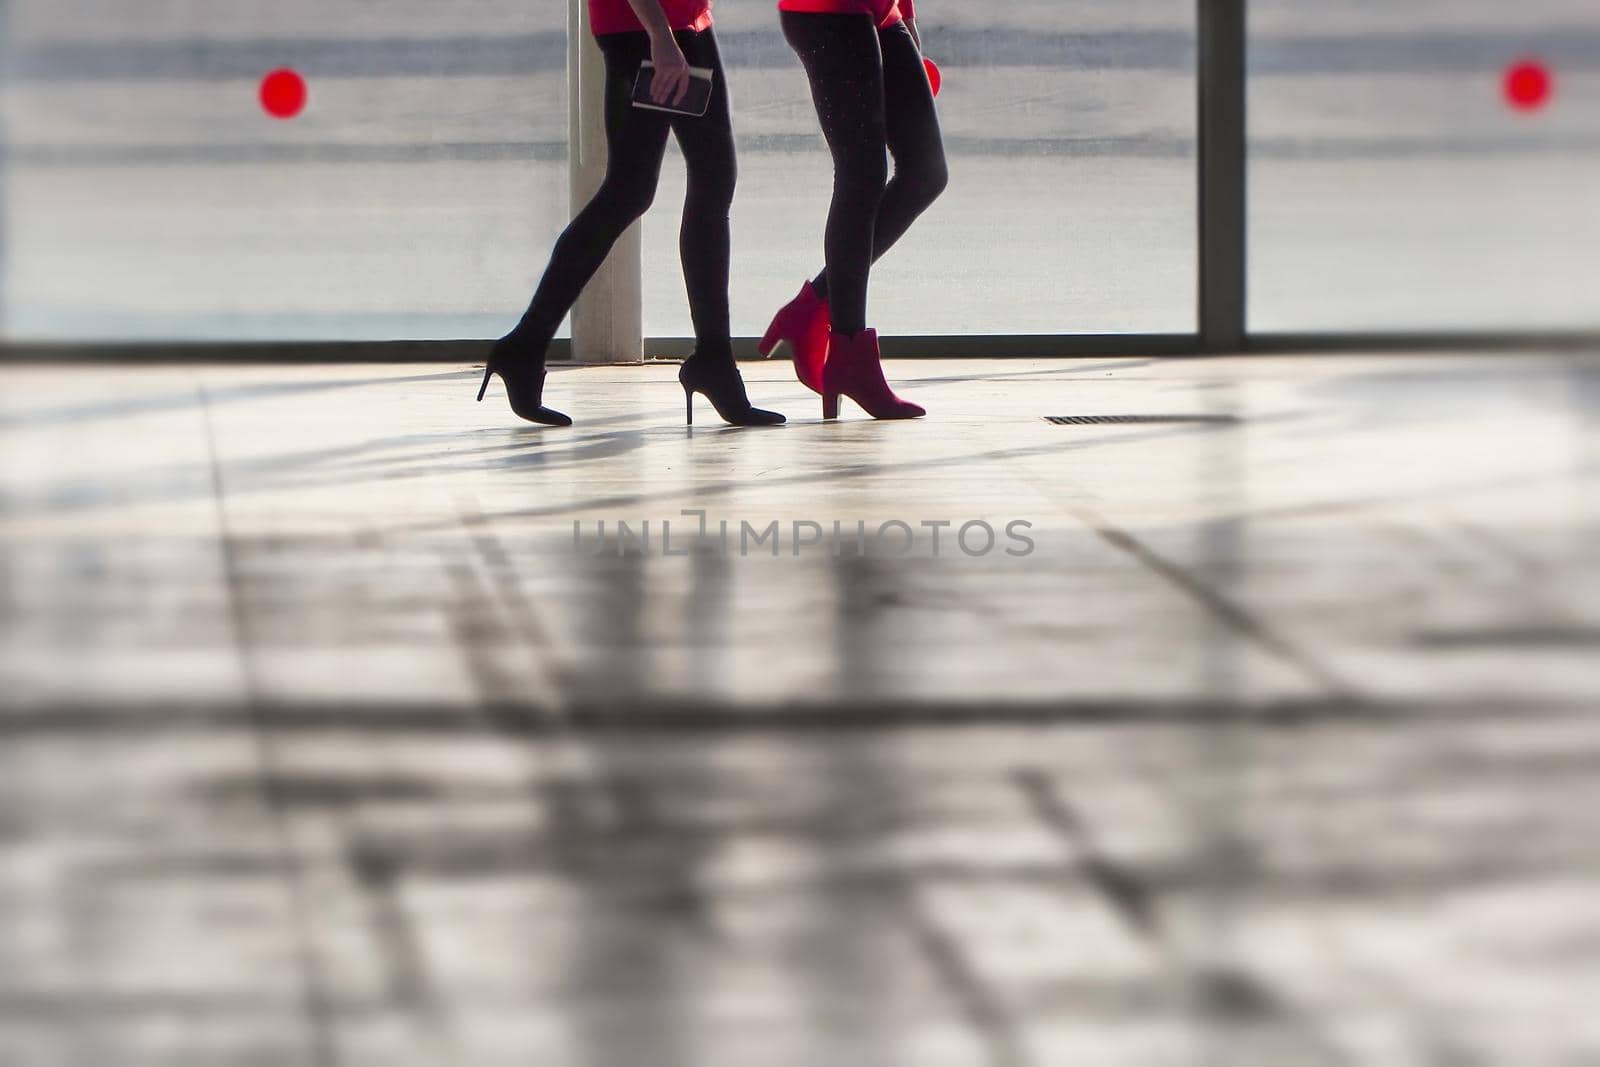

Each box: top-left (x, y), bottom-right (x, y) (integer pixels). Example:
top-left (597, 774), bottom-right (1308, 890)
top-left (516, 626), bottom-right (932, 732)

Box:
top-left (2, 0), bottom-right (1597, 361)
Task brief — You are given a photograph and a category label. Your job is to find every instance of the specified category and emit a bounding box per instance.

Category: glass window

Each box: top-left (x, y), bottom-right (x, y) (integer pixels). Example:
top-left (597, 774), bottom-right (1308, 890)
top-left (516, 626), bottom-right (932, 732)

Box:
top-left (1249, 1), bottom-right (1600, 332)
top-left (0, 0), bottom-right (569, 341)
top-left (643, 0), bottom-right (1199, 339)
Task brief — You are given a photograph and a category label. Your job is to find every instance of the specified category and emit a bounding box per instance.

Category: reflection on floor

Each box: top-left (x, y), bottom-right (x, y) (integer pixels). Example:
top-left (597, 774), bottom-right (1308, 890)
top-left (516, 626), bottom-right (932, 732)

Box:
top-left (2, 353), bottom-right (1598, 1065)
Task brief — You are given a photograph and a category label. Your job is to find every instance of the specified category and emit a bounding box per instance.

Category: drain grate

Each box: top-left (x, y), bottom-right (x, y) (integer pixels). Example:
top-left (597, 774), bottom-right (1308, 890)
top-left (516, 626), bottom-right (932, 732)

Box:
top-left (1044, 414), bottom-right (1240, 426)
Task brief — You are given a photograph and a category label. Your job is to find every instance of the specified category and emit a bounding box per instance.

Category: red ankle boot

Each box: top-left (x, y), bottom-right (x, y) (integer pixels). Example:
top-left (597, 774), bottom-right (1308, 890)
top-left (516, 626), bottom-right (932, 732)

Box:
top-left (758, 280), bottom-right (831, 394)
top-left (821, 329), bottom-right (926, 421)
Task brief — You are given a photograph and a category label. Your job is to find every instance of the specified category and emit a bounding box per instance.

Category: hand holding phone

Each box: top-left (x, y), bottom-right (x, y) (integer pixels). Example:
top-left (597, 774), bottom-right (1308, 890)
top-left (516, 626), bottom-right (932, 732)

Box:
top-left (632, 61), bottom-right (715, 117)
top-left (649, 34), bottom-right (693, 107)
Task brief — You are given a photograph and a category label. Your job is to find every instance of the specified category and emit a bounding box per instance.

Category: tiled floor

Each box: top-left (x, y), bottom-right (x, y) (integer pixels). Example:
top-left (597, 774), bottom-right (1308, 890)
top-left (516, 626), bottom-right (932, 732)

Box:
top-left (2, 353), bottom-right (1598, 1065)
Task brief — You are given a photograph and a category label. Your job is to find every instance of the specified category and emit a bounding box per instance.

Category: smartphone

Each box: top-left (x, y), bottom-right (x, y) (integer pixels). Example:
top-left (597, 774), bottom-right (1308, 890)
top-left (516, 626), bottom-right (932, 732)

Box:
top-left (631, 61), bottom-right (715, 118)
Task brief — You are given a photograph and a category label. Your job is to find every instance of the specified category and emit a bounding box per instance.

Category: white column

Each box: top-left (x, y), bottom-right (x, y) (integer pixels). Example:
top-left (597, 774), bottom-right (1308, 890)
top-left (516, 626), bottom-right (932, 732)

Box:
top-left (567, 0), bottom-right (643, 363)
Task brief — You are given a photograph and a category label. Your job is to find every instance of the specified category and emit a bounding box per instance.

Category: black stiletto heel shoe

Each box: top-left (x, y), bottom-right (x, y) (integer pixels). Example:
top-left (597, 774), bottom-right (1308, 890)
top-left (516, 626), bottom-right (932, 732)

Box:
top-left (477, 338), bottom-right (572, 426)
top-left (678, 356), bottom-right (785, 427)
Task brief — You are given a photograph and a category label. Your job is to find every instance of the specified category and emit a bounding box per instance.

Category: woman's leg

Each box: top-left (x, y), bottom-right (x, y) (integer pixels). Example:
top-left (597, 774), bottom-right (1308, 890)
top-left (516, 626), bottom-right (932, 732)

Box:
top-left (503, 33), bottom-right (672, 354)
top-left (668, 29), bottom-right (738, 359)
top-left (668, 29), bottom-right (783, 425)
top-left (811, 19), bottom-right (947, 304)
top-left (781, 12), bottom-right (889, 337)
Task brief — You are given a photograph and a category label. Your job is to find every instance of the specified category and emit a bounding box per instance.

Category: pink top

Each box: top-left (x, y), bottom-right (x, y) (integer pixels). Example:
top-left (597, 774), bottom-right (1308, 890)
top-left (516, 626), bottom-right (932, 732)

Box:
top-left (777, 0), bottom-right (915, 30)
top-left (589, 0), bottom-right (714, 36)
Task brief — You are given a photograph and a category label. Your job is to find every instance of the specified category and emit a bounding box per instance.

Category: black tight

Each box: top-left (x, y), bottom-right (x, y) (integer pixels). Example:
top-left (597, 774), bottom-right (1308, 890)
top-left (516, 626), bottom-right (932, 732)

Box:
top-left (509, 28), bottom-right (737, 357)
top-left (781, 14), bottom-right (948, 336)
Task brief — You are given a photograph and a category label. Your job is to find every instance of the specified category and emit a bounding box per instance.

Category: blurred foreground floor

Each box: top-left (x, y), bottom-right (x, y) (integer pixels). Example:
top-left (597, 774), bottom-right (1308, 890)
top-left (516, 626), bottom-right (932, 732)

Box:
top-left (1, 353), bottom-right (1599, 1065)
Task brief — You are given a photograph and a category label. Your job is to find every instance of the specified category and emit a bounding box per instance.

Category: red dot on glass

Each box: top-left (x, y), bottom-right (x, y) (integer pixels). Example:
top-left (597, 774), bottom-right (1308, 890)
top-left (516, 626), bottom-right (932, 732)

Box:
top-left (1503, 59), bottom-right (1552, 112)
top-left (260, 68), bottom-right (307, 119)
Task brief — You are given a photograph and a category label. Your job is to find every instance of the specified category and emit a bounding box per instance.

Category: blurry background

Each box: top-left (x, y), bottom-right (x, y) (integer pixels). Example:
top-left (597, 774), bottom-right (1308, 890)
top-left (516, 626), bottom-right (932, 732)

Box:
top-left (2, 2), bottom-right (1597, 343)
top-left (1249, 0), bottom-right (1600, 333)
top-left (0, 0), bottom-right (575, 342)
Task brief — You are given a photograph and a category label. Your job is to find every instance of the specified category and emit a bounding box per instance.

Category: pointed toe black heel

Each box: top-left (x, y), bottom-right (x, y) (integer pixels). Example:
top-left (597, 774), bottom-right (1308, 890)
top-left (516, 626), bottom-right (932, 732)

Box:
top-left (679, 355), bottom-right (785, 427)
top-left (477, 338), bottom-right (572, 427)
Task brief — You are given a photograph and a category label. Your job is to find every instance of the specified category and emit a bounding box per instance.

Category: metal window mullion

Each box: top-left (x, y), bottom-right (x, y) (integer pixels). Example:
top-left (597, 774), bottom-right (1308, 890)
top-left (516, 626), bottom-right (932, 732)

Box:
top-left (1198, 0), bottom-right (1247, 353)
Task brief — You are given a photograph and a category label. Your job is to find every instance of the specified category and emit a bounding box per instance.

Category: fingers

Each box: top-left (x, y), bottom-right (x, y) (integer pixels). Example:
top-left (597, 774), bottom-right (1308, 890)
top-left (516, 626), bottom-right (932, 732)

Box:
top-left (651, 67), bottom-right (692, 107)
top-left (646, 32), bottom-right (695, 108)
